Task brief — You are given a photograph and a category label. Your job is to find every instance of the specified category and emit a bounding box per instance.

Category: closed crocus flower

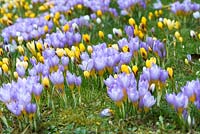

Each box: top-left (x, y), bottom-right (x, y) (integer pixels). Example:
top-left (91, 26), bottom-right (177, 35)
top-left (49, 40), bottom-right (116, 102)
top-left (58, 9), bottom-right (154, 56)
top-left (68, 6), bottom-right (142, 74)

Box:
top-left (118, 73), bottom-right (130, 90)
top-left (125, 25), bottom-right (134, 38)
top-left (66, 71), bottom-right (75, 89)
top-left (139, 67), bottom-right (150, 82)
top-left (61, 56), bottom-right (69, 68)
top-left (107, 85), bottom-right (124, 106)
top-left (150, 64), bottom-right (161, 81)
top-left (127, 87), bottom-right (139, 107)
top-left (32, 83), bottom-right (43, 99)
top-left (25, 103), bottom-right (37, 115)
top-left (16, 65), bottom-right (25, 77)
top-left (159, 70), bottom-right (168, 83)
top-left (75, 76), bottom-right (82, 87)
top-left (49, 70), bottom-right (64, 85)
top-left (166, 93), bottom-right (176, 106)
top-left (138, 80), bottom-right (149, 97)
top-left (142, 92), bottom-right (156, 112)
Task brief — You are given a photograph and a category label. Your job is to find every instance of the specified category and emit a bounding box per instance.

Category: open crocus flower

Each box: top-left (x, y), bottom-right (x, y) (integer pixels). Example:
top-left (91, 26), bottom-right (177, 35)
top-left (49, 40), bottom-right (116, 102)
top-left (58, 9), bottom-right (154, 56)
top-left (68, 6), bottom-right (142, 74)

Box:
top-left (166, 92), bottom-right (188, 115)
top-left (181, 80), bottom-right (197, 103)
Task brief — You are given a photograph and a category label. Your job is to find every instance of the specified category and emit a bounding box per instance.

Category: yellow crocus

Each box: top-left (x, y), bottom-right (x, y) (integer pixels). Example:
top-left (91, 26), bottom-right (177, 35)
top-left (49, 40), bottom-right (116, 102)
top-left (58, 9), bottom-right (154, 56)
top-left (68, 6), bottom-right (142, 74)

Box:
top-left (140, 48), bottom-right (147, 60)
top-left (129, 18), bottom-right (136, 26)
top-left (27, 41), bottom-right (36, 56)
top-left (2, 64), bottom-right (8, 73)
top-left (167, 67), bottom-right (173, 79)
top-left (42, 77), bottom-right (50, 88)
top-left (36, 42), bottom-right (43, 51)
top-left (121, 64), bottom-right (130, 74)
top-left (97, 10), bottom-right (102, 17)
top-left (43, 25), bottom-right (49, 33)
top-left (157, 21), bottom-right (163, 29)
top-left (132, 65), bottom-right (138, 75)
top-left (79, 43), bottom-right (85, 52)
top-left (83, 34), bottom-right (90, 43)
top-left (2, 58), bottom-right (9, 65)
top-left (63, 24), bottom-right (70, 32)
top-left (98, 31), bottom-right (104, 39)
top-left (17, 46), bottom-right (24, 55)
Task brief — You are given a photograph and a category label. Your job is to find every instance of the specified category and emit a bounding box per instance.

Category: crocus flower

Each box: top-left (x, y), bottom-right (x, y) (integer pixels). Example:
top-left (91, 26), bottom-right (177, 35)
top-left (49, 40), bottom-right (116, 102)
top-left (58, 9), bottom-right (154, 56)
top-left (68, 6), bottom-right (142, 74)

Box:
top-left (107, 85), bottom-right (124, 106)
top-left (142, 92), bottom-right (156, 109)
top-left (25, 103), bottom-right (37, 114)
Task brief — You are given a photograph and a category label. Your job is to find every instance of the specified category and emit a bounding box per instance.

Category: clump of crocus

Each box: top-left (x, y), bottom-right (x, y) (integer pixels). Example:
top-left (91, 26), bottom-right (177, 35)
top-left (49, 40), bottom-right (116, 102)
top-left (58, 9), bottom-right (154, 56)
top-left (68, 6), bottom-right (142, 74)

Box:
top-left (104, 71), bottom-right (156, 113)
top-left (166, 79), bottom-right (200, 125)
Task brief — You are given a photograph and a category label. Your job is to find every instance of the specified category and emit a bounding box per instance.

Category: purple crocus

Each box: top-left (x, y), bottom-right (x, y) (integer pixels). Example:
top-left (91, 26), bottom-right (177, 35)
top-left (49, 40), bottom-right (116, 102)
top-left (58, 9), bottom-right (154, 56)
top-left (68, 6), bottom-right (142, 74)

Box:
top-left (25, 103), bottom-right (37, 114)
top-left (107, 85), bottom-right (124, 103)
top-left (49, 70), bottom-right (64, 85)
top-left (142, 92), bottom-right (156, 108)
top-left (16, 65), bottom-right (26, 77)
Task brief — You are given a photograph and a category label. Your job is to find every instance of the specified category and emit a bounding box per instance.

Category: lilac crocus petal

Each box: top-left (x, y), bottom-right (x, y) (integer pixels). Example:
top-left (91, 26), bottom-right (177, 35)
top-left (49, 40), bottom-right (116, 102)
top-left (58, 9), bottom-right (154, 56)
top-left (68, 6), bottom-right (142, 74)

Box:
top-left (153, 0), bottom-right (162, 9)
top-left (49, 70), bottom-right (64, 84)
top-left (125, 25), bottom-right (134, 38)
top-left (75, 76), bottom-right (82, 86)
top-left (107, 85), bottom-right (124, 102)
top-left (42, 48), bottom-right (55, 58)
top-left (181, 80), bottom-right (196, 99)
top-left (159, 70), bottom-right (168, 83)
top-left (61, 56), bottom-right (69, 66)
top-left (94, 57), bottom-right (106, 71)
top-left (120, 52), bottom-right (132, 64)
top-left (175, 93), bottom-right (188, 109)
top-left (138, 80), bottom-right (149, 97)
top-left (104, 75), bottom-right (116, 87)
top-left (142, 92), bottom-right (156, 108)
top-left (66, 71), bottom-right (75, 85)
top-left (187, 54), bottom-right (192, 61)
top-left (0, 84), bottom-right (11, 103)
top-left (127, 87), bottom-right (139, 102)
top-left (80, 52), bottom-right (90, 61)
top-left (32, 83), bottom-right (43, 96)
top-left (6, 102), bottom-right (23, 116)
top-left (150, 64), bottom-right (161, 80)
top-left (166, 93), bottom-right (176, 105)
top-left (118, 73), bottom-right (130, 89)
top-left (25, 103), bottom-right (37, 114)
top-left (16, 66), bottom-right (25, 77)
top-left (30, 57), bottom-right (37, 65)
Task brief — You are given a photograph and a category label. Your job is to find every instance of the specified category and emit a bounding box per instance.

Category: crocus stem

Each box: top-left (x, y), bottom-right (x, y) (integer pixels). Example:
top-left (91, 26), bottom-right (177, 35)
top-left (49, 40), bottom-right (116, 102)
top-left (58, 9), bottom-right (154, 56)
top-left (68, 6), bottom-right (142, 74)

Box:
top-left (62, 92), bottom-right (67, 108)
top-left (51, 87), bottom-right (55, 117)
top-left (47, 90), bottom-right (50, 107)
top-left (122, 103), bottom-right (125, 118)
top-left (72, 90), bottom-right (77, 107)
top-left (35, 99), bottom-right (40, 119)
top-left (78, 88), bottom-right (81, 104)
top-left (100, 76), bottom-right (104, 89)
top-left (33, 116), bottom-right (37, 131)
top-left (157, 91), bottom-right (162, 107)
